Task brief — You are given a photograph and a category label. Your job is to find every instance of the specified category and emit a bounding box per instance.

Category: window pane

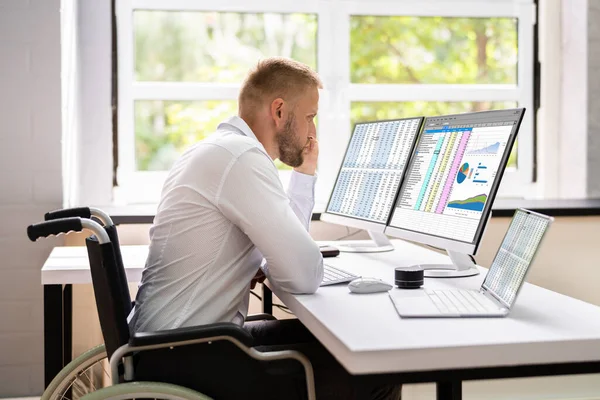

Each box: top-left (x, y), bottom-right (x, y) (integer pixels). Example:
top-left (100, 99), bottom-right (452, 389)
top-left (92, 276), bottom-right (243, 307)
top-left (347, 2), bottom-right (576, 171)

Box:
top-left (350, 16), bottom-right (517, 84)
top-left (135, 101), bottom-right (296, 171)
top-left (135, 100), bottom-right (236, 171)
top-left (350, 101), bottom-right (518, 167)
top-left (134, 11), bottom-right (317, 82)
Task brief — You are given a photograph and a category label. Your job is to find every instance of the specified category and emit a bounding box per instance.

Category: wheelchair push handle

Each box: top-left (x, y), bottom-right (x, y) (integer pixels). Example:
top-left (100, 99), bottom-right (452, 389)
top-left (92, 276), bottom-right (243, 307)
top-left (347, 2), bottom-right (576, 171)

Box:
top-left (45, 207), bottom-right (91, 221)
top-left (27, 217), bottom-right (83, 241)
top-left (45, 206), bottom-right (114, 227)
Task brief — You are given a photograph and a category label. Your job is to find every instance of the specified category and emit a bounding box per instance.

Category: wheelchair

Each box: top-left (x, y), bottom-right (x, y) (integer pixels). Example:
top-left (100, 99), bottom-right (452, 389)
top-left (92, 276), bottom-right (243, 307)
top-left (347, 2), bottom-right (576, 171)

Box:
top-left (28, 207), bottom-right (316, 400)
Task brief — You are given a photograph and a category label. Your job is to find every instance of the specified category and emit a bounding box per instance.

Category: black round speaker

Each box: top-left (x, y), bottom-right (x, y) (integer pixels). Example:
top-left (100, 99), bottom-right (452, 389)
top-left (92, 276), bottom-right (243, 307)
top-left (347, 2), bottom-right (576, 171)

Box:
top-left (395, 267), bottom-right (424, 289)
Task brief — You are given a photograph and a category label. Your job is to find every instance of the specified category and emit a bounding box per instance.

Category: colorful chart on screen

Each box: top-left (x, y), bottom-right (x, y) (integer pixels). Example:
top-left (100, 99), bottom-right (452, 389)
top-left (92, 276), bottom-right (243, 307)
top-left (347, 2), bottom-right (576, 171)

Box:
top-left (389, 110), bottom-right (522, 243)
top-left (456, 163), bottom-right (470, 184)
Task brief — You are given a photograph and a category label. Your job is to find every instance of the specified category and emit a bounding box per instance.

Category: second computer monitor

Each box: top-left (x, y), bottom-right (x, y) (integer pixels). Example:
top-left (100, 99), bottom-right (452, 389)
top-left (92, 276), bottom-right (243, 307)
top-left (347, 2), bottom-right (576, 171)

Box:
top-left (321, 117), bottom-right (424, 252)
top-left (385, 108), bottom-right (526, 276)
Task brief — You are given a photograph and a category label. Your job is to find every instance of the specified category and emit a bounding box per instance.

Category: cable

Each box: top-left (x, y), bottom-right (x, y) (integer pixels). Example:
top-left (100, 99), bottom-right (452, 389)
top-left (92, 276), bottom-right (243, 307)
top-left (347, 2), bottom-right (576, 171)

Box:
top-left (422, 243), bottom-right (446, 253)
top-left (250, 289), bottom-right (294, 314)
top-left (333, 227), bottom-right (363, 241)
top-left (419, 244), bottom-right (477, 264)
top-left (276, 306), bottom-right (294, 315)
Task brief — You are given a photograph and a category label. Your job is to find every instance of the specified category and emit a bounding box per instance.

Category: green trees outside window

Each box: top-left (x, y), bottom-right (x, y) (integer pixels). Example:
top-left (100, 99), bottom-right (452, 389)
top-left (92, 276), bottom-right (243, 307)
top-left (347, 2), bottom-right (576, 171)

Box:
top-left (133, 12), bottom-right (518, 171)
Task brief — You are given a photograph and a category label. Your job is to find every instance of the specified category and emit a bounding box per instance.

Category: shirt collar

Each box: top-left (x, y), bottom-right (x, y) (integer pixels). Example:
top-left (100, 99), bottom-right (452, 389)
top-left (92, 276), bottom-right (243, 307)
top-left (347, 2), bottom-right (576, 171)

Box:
top-left (217, 116), bottom-right (259, 142)
top-left (217, 116), bottom-right (274, 162)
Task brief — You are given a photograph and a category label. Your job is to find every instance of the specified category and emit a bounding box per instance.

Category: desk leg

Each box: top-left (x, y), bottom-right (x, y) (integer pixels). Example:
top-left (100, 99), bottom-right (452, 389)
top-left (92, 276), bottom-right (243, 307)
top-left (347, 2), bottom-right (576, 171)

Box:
top-left (43, 284), bottom-right (73, 388)
top-left (437, 381), bottom-right (462, 400)
top-left (262, 285), bottom-right (273, 315)
top-left (63, 284), bottom-right (72, 366)
top-left (44, 285), bottom-right (63, 387)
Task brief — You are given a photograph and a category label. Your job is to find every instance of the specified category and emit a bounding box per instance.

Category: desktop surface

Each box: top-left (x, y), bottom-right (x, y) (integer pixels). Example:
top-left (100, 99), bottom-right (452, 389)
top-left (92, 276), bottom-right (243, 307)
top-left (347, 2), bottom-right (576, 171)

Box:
top-left (42, 245), bottom-right (147, 284)
top-left (269, 239), bottom-right (600, 375)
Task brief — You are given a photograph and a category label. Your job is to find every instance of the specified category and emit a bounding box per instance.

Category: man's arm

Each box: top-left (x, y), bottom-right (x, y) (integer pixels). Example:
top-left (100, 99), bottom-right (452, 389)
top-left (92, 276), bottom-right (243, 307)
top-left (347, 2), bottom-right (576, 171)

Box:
top-left (287, 136), bottom-right (319, 229)
top-left (217, 149), bottom-right (324, 294)
top-left (286, 171), bottom-right (316, 229)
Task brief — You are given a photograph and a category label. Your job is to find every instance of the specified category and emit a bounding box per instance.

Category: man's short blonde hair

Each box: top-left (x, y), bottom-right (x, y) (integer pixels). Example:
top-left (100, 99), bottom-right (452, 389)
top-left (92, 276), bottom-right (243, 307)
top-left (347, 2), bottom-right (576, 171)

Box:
top-left (238, 57), bottom-right (322, 117)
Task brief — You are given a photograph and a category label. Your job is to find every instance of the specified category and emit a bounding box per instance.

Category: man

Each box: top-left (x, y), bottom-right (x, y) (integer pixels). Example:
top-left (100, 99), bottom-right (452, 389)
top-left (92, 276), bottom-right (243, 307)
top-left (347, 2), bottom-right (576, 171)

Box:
top-left (129, 57), bottom-right (400, 400)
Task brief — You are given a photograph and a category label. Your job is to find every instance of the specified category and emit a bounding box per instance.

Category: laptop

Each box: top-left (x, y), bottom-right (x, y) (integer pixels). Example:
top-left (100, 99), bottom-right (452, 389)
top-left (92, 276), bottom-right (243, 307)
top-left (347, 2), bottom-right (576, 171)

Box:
top-left (390, 208), bottom-right (553, 318)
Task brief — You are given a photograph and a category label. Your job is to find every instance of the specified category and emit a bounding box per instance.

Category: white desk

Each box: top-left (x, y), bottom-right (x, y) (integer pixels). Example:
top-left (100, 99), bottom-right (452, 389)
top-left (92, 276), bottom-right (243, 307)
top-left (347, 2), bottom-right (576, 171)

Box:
top-left (42, 240), bottom-right (600, 399)
top-left (270, 240), bottom-right (600, 375)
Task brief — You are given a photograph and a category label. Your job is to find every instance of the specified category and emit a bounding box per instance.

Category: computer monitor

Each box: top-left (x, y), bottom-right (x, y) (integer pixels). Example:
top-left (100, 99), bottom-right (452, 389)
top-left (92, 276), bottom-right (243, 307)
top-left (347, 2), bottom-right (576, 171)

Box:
top-left (321, 117), bottom-right (424, 252)
top-left (385, 108), bottom-right (525, 277)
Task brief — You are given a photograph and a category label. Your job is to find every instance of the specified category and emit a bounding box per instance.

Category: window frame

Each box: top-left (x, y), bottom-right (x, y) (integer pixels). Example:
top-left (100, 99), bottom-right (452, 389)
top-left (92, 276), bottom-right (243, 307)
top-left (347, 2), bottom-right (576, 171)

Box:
top-left (115, 0), bottom-right (536, 207)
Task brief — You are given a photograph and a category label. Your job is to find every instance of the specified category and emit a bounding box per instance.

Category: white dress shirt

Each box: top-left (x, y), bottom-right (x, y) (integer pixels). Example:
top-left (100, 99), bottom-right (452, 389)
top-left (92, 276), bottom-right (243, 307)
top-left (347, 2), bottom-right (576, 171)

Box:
top-left (128, 116), bottom-right (324, 332)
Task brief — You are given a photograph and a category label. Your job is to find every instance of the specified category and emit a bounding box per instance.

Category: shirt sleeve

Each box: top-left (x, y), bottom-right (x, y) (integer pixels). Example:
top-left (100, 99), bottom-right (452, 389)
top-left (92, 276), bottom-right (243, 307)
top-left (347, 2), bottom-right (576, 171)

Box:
top-left (216, 149), bottom-right (324, 294)
top-left (286, 170), bottom-right (317, 230)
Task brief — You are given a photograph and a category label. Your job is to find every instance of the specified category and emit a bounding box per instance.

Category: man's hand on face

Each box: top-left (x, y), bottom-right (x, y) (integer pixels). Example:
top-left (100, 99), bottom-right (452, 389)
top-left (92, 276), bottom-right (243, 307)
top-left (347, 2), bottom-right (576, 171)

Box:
top-left (293, 137), bottom-right (319, 176)
top-left (250, 269), bottom-right (267, 290)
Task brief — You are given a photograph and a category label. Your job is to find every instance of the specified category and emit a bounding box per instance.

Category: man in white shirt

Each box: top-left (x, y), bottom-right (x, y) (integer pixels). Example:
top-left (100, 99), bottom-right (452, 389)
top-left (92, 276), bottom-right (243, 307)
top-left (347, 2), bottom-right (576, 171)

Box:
top-left (129, 57), bottom-right (400, 400)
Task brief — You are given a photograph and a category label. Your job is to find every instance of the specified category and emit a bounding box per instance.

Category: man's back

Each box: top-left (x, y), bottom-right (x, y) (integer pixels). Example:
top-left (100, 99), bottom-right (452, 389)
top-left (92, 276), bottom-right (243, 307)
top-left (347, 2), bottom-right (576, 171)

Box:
top-left (128, 117), bottom-right (323, 333)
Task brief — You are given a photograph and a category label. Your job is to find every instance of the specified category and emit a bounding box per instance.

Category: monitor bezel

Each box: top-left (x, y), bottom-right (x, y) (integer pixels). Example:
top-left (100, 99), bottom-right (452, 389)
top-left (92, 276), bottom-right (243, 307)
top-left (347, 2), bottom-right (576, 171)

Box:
top-left (384, 108), bottom-right (526, 255)
top-left (322, 116), bottom-right (425, 230)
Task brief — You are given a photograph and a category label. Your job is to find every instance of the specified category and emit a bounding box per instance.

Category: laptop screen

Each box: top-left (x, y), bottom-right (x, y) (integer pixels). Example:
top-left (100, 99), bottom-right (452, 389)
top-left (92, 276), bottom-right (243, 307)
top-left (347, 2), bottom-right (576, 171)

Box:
top-left (482, 209), bottom-right (553, 308)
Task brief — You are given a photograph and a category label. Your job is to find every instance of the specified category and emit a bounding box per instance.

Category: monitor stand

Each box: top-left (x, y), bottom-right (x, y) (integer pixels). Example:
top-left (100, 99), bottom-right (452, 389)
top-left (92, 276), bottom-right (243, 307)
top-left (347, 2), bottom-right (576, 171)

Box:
top-left (336, 231), bottom-right (394, 253)
top-left (418, 250), bottom-right (480, 278)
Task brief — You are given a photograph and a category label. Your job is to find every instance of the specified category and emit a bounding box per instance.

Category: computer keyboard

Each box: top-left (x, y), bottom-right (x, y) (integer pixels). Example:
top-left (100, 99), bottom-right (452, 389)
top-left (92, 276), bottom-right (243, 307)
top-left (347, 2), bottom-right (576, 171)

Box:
top-left (321, 264), bottom-right (359, 286)
top-left (425, 289), bottom-right (500, 314)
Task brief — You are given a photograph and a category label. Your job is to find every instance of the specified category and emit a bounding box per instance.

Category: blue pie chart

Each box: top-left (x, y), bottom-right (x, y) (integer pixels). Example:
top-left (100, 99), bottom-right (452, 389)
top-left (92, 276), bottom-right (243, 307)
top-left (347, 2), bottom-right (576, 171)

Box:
top-left (457, 163), bottom-right (469, 184)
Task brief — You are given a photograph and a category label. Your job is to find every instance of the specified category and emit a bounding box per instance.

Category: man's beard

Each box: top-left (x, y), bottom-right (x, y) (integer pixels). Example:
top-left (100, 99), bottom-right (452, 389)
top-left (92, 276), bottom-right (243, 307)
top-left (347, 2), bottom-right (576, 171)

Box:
top-left (276, 115), bottom-right (305, 168)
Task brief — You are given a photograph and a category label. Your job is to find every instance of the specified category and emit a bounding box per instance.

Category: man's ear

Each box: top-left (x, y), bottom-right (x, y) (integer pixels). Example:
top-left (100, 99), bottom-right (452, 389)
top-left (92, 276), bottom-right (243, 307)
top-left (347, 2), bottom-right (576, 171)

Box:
top-left (270, 98), bottom-right (285, 127)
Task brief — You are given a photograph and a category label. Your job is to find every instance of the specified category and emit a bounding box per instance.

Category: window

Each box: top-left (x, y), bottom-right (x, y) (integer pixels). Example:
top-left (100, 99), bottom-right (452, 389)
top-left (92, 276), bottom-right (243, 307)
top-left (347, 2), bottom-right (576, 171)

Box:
top-left (116, 0), bottom-right (535, 205)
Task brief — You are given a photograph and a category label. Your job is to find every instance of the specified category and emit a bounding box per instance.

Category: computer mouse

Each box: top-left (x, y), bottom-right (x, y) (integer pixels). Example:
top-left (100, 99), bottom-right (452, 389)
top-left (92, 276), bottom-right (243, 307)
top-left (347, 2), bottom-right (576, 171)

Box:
top-left (348, 277), bottom-right (393, 294)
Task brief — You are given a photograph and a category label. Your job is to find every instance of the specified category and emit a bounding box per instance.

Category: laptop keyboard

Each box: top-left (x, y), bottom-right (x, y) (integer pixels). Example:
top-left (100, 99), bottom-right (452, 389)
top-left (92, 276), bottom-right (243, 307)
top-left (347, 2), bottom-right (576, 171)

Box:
top-left (425, 289), bottom-right (501, 314)
top-left (321, 264), bottom-right (359, 286)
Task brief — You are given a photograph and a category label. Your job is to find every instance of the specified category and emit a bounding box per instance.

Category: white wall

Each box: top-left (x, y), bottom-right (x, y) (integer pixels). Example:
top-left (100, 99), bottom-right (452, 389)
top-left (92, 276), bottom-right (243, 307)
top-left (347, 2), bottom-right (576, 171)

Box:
top-left (76, 0), bottom-right (113, 207)
top-left (0, 0), bottom-right (63, 396)
top-left (588, 0), bottom-right (600, 197)
top-left (558, 0), bottom-right (588, 198)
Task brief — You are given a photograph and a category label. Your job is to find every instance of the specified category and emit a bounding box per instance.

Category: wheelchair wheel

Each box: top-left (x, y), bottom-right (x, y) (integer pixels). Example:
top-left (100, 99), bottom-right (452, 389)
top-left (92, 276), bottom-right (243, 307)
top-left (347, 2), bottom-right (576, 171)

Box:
top-left (79, 381), bottom-right (212, 400)
top-left (42, 344), bottom-right (109, 400)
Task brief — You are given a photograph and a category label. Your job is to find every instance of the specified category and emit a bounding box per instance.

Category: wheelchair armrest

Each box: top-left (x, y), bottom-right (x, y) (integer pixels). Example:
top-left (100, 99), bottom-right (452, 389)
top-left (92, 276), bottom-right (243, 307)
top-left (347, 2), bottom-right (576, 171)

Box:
top-left (130, 322), bottom-right (254, 348)
top-left (245, 313), bottom-right (277, 322)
